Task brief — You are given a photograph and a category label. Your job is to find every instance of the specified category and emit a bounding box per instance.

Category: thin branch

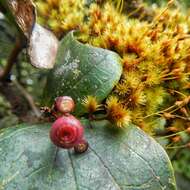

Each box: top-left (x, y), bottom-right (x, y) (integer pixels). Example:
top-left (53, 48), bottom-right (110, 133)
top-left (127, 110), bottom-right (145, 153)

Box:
top-left (156, 130), bottom-right (187, 140)
top-left (165, 144), bottom-right (188, 150)
top-left (0, 5), bottom-right (7, 15)
top-left (0, 37), bottom-right (23, 81)
top-left (13, 80), bottom-right (41, 118)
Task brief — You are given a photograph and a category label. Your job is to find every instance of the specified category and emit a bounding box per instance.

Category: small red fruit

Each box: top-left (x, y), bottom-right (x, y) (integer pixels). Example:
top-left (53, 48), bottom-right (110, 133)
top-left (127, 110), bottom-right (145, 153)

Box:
top-left (54, 96), bottom-right (75, 114)
top-left (50, 114), bottom-right (84, 149)
top-left (74, 139), bottom-right (89, 154)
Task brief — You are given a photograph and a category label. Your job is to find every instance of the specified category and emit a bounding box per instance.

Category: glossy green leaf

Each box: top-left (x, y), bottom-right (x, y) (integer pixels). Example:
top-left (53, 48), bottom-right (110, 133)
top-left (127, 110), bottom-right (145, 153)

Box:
top-left (43, 31), bottom-right (123, 115)
top-left (0, 120), bottom-right (176, 190)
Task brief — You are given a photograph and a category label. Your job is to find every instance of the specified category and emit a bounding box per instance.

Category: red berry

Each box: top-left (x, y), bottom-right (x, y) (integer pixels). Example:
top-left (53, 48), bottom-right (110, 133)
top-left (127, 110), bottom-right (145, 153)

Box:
top-left (50, 114), bottom-right (84, 149)
top-left (74, 139), bottom-right (89, 154)
top-left (54, 96), bottom-right (75, 114)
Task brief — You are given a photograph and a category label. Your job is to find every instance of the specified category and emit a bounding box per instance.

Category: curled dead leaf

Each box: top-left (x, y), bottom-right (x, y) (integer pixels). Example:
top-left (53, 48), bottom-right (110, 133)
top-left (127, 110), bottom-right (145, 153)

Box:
top-left (28, 23), bottom-right (58, 69)
top-left (7, 0), bottom-right (36, 38)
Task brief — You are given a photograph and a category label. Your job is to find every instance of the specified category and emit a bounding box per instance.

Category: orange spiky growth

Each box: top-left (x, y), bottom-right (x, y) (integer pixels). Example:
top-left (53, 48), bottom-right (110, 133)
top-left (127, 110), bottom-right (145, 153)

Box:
top-left (34, 0), bottom-right (86, 38)
top-left (106, 96), bottom-right (131, 128)
top-left (77, 3), bottom-right (190, 136)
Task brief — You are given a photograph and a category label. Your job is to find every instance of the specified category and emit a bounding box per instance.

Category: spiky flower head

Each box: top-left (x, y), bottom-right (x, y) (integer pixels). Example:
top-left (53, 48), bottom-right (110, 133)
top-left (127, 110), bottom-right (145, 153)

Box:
top-left (106, 96), bottom-right (131, 128)
top-left (82, 96), bottom-right (101, 114)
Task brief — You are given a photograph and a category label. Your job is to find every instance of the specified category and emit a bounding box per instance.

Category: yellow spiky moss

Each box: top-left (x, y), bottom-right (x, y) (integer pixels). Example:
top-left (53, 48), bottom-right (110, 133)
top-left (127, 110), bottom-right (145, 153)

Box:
top-left (34, 0), bottom-right (86, 38)
top-left (82, 96), bottom-right (101, 114)
top-left (35, 0), bottom-right (190, 139)
top-left (106, 96), bottom-right (131, 127)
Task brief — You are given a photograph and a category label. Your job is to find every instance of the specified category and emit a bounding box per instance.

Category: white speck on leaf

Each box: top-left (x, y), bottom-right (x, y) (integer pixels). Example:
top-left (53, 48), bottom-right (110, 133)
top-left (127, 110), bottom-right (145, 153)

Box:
top-left (65, 50), bottom-right (71, 64)
top-left (55, 58), bottom-right (80, 76)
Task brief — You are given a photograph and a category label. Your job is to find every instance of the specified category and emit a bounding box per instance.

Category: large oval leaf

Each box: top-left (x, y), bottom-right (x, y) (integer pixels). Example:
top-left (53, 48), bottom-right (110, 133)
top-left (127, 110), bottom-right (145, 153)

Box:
top-left (43, 31), bottom-right (123, 115)
top-left (0, 121), bottom-right (176, 190)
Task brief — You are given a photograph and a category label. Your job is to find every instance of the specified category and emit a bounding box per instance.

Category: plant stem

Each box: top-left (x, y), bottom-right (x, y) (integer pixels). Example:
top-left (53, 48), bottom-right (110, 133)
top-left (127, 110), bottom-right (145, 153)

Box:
top-left (172, 114), bottom-right (190, 121)
top-left (13, 80), bottom-right (41, 118)
top-left (165, 144), bottom-right (188, 150)
top-left (0, 5), bottom-right (7, 15)
top-left (0, 37), bottom-right (23, 81)
top-left (88, 114), bottom-right (108, 128)
top-left (142, 104), bottom-right (176, 119)
top-left (156, 130), bottom-right (187, 140)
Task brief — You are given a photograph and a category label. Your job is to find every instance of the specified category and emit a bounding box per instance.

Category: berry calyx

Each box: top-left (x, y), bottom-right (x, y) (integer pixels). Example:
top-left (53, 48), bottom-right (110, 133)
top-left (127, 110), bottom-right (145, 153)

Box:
top-left (74, 139), bottom-right (89, 154)
top-left (50, 114), bottom-right (84, 149)
top-left (54, 96), bottom-right (75, 114)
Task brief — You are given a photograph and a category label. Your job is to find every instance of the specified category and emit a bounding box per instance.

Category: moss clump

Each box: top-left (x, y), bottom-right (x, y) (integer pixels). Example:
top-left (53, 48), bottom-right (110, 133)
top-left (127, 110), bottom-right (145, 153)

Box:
top-left (35, 1), bottom-right (190, 140)
top-left (34, 0), bottom-right (86, 38)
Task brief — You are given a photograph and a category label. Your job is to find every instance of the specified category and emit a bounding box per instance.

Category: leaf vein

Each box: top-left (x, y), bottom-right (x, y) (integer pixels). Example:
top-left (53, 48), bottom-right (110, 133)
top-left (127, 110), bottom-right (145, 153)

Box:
top-left (68, 151), bottom-right (78, 190)
top-left (89, 146), bottom-right (122, 190)
top-left (125, 144), bottom-right (164, 189)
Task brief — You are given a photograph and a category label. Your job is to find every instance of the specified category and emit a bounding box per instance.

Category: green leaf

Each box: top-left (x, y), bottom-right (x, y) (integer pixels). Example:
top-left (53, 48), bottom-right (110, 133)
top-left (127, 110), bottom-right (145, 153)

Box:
top-left (0, 121), bottom-right (176, 190)
top-left (43, 31), bottom-right (123, 115)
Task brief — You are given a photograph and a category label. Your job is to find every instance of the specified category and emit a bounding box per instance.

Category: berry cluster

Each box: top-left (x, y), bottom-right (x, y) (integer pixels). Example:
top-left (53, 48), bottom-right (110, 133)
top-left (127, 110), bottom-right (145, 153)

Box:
top-left (49, 96), bottom-right (88, 153)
